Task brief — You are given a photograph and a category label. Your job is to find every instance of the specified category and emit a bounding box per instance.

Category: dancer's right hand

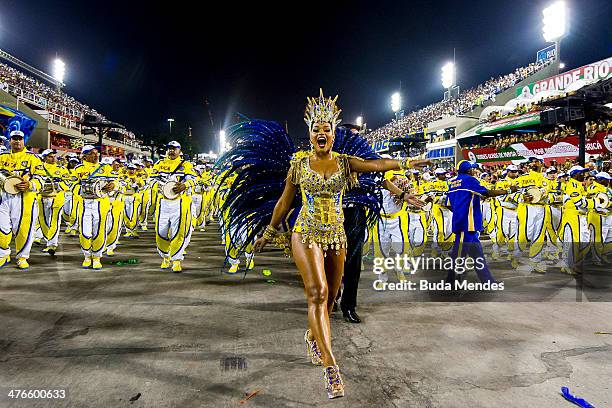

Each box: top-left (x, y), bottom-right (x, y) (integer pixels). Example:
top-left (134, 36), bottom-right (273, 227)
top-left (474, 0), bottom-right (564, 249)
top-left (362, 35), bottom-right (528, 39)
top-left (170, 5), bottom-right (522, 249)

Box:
top-left (253, 237), bottom-right (268, 252)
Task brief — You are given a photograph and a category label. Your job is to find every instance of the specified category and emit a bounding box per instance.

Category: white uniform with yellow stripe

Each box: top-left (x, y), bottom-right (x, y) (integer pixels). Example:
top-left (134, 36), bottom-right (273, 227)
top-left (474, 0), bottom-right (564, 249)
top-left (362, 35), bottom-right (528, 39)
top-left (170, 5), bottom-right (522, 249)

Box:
top-left (38, 162), bottom-right (70, 248)
top-left (559, 177), bottom-right (593, 270)
top-left (0, 149), bottom-right (44, 262)
top-left (516, 170), bottom-right (549, 268)
top-left (152, 157), bottom-right (197, 262)
top-left (73, 161), bottom-right (114, 259)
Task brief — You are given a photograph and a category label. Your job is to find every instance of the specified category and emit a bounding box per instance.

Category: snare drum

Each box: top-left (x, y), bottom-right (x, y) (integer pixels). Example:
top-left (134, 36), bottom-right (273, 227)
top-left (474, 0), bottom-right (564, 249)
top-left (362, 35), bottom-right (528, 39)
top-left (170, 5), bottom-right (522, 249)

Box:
top-left (80, 179), bottom-right (105, 199)
top-left (40, 181), bottom-right (60, 197)
top-left (524, 187), bottom-right (544, 204)
top-left (2, 175), bottom-right (23, 195)
top-left (594, 192), bottom-right (610, 211)
top-left (161, 181), bottom-right (180, 200)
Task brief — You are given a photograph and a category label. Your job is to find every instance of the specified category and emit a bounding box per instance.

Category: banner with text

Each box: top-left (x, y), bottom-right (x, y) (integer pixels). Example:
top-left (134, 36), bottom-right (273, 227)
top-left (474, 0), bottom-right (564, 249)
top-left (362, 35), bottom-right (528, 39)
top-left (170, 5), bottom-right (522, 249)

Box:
top-left (462, 132), bottom-right (612, 164)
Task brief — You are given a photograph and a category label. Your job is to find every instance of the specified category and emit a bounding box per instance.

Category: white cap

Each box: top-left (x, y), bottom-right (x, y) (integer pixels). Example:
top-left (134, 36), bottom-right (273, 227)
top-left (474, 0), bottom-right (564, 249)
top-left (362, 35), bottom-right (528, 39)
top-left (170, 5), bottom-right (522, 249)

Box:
top-left (568, 165), bottom-right (588, 175)
top-left (133, 160), bottom-right (143, 166)
top-left (41, 149), bottom-right (55, 157)
top-left (166, 140), bottom-right (181, 149)
top-left (101, 157), bottom-right (114, 165)
top-left (9, 130), bottom-right (24, 138)
top-left (545, 166), bottom-right (557, 173)
top-left (479, 173), bottom-right (489, 179)
top-left (81, 144), bottom-right (97, 154)
top-left (410, 169), bottom-right (420, 174)
top-left (434, 168), bottom-right (447, 175)
top-left (127, 163), bottom-right (137, 169)
top-left (506, 164), bottom-right (519, 171)
top-left (595, 171), bottom-right (612, 180)
top-left (557, 172), bottom-right (567, 178)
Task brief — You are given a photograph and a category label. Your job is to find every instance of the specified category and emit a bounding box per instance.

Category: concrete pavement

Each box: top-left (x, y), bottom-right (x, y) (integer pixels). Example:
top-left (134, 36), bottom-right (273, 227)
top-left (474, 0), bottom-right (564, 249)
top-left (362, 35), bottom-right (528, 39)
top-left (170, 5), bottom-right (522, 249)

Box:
top-left (0, 224), bottom-right (610, 407)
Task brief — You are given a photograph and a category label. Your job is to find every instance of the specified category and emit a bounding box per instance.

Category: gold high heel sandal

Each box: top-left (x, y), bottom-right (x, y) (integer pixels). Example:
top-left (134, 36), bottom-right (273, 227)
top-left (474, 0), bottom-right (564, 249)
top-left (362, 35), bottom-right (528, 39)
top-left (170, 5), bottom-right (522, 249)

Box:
top-left (323, 365), bottom-right (344, 399)
top-left (304, 329), bottom-right (323, 366)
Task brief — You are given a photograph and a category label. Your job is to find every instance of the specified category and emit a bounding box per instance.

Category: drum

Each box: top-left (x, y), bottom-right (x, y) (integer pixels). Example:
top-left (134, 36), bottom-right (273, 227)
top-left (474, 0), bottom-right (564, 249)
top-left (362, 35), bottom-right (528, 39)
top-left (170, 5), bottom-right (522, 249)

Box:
top-left (594, 192), bottom-right (610, 211)
top-left (40, 181), bottom-right (59, 197)
top-left (124, 182), bottom-right (139, 195)
top-left (550, 192), bottom-right (564, 206)
top-left (524, 187), bottom-right (544, 204)
top-left (1, 174), bottom-right (24, 195)
top-left (80, 179), bottom-right (104, 199)
top-left (161, 181), bottom-right (180, 200)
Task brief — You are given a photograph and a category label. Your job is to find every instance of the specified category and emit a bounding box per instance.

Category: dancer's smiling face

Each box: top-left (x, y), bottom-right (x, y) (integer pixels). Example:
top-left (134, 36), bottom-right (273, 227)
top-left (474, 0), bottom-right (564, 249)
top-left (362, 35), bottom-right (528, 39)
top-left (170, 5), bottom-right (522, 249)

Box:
top-left (310, 122), bottom-right (333, 154)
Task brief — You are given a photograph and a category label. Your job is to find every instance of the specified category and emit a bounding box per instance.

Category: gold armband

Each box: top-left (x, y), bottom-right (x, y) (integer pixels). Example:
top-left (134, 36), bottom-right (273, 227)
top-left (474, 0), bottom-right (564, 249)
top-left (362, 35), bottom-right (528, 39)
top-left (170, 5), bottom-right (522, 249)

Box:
top-left (263, 225), bottom-right (277, 241)
top-left (399, 158), bottom-right (411, 170)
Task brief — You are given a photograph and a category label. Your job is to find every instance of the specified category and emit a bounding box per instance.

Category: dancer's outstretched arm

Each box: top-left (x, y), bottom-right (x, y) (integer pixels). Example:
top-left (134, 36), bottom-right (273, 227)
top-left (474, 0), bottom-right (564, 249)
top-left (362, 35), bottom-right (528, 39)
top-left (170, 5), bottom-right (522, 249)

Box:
top-left (348, 157), bottom-right (431, 173)
top-left (254, 175), bottom-right (296, 251)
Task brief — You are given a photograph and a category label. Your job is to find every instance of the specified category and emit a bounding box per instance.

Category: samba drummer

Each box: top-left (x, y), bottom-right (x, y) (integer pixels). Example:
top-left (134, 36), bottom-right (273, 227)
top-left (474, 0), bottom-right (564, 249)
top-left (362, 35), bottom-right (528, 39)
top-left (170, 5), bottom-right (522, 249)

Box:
top-left (63, 154), bottom-right (81, 236)
top-left (104, 157), bottom-right (124, 257)
top-left (72, 145), bottom-right (116, 270)
top-left (516, 157), bottom-right (550, 274)
top-left (121, 163), bottom-right (145, 239)
top-left (38, 149), bottom-right (70, 256)
top-left (151, 141), bottom-right (197, 273)
top-left (0, 130), bottom-right (44, 270)
top-left (587, 172), bottom-right (612, 263)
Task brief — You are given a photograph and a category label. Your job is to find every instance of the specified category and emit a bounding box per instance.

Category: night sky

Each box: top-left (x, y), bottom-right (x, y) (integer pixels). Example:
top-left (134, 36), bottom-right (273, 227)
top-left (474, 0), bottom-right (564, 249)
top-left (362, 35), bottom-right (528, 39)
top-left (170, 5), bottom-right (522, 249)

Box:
top-left (1, 0), bottom-right (611, 151)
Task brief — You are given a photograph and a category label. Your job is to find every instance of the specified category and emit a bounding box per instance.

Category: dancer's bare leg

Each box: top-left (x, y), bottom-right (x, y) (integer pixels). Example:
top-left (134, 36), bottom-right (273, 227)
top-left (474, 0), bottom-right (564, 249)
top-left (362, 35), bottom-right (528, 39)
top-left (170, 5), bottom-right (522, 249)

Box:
top-left (292, 233), bottom-right (344, 367)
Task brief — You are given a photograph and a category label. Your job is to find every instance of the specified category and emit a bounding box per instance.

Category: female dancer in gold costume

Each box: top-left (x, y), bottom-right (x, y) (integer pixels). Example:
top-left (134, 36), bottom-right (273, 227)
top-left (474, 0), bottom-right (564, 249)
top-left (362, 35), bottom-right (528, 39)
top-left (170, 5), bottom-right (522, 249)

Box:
top-left (253, 90), bottom-right (429, 398)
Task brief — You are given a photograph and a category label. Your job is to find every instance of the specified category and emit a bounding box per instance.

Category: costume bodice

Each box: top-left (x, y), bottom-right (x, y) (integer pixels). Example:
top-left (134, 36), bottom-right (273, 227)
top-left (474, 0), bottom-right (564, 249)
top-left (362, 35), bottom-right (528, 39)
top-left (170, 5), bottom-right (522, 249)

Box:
top-left (288, 151), bottom-right (358, 253)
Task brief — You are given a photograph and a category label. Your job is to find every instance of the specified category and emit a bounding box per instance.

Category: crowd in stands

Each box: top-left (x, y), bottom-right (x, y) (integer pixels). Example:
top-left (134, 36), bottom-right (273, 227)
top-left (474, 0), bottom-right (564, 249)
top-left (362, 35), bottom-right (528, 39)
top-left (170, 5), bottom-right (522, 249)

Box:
top-left (484, 102), bottom-right (542, 123)
top-left (366, 59), bottom-right (552, 142)
top-left (0, 62), bottom-right (142, 148)
top-left (463, 119), bottom-right (612, 150)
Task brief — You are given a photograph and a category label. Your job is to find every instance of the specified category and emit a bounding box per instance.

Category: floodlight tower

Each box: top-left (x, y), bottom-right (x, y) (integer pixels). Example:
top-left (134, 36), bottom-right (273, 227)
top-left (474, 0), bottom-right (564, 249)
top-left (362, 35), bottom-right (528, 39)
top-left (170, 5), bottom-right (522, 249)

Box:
top-left (542, 1), bottom-right (567, 64)
top-left (441, 62), bottom-right (456, 100)
top-left (52, 58), bottom-right (65, 90)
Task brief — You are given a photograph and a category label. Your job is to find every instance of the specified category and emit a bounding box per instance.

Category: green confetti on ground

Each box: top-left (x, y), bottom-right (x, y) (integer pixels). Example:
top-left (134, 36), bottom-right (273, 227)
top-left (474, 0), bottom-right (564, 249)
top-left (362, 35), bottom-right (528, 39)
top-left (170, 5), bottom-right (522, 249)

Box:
top-left (262, 269), bottom-right (272, 276)
top-left (266, 279), bottom-right (276, 284)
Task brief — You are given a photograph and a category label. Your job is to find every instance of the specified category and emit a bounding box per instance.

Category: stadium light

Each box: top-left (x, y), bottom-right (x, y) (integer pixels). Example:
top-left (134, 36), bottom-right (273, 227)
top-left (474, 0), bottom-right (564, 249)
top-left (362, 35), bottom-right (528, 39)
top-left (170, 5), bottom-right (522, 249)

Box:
top-left (391, 93), bottom-right (401, 113)
top-left (167, 118), bottom-right (174, 134)
top-left (219, 130), bottom-right (226, 153)
top-left (52, 58), bottom-right (65, 84)
top-left (356, 116), bottom-right (363, 127)
top-left (441, 62), bottom-right (455, 89)
top-left (542, 1), bottom-right (567, 43)
top-left (559, 62), bottom-right (565, 69)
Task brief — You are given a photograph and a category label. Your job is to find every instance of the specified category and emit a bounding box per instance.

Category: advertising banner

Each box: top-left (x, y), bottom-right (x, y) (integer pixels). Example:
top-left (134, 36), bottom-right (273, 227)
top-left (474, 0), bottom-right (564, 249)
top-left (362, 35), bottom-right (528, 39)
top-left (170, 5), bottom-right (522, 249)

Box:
top-left (516, 57), bottom-right (612, 98)
top-left (462, 132), bottom-right (612, 164)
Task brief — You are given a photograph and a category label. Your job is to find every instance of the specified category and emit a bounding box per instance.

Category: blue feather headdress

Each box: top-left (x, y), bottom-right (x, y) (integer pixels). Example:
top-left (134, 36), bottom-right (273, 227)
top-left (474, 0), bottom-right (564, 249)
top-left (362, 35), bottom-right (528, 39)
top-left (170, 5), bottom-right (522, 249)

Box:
top-left (214, 119), bottom-right (383, 255)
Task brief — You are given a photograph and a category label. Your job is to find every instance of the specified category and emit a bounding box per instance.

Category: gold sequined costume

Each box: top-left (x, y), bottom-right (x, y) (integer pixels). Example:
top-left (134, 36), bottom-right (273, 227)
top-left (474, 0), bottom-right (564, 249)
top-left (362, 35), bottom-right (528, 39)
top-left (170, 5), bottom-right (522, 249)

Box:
top-left (287, 151), bottom-right (358, 253)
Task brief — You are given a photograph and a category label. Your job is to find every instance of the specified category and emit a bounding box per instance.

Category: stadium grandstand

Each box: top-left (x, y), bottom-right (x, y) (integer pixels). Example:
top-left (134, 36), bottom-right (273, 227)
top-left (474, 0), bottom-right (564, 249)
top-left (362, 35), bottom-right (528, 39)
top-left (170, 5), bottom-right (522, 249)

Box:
top-left (365, 59), bottom-right (553, 142)
top-left (0, 49), bottom-right (145, 157)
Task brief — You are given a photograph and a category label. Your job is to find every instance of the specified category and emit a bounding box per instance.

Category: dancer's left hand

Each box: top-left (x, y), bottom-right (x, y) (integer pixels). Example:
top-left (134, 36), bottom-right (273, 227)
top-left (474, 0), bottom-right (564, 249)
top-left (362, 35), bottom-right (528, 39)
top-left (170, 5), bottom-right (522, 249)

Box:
top-left (404, 194), bottom-right (426, 208)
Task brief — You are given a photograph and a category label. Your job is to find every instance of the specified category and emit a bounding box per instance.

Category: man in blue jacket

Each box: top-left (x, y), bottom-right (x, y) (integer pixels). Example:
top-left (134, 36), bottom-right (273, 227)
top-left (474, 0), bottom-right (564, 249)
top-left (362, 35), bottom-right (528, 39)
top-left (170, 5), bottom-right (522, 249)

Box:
top-left (446, 160), bottom-right (514, 284)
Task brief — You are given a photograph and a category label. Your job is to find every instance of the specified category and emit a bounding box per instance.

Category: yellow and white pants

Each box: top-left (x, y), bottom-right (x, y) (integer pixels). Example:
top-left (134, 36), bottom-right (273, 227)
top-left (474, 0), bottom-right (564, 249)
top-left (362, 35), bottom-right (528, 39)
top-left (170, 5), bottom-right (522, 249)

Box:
top-left (78, 197), bottom-right (111, 258)
top-left (106, 196), bottom-right (124, 252)
top-left (123, 193), bottom-right (142, 234)
top-left (64, 192), bottom-right (81, 231)
top-left (430, 205), bottom-right (454, 253)
top-left (372, 212), bottom-right (406, 258)
top-left (491, 207), bottom-right (520, 258)
top-left (139, 187), bottom-right (152, 229)
top-left (517, 203), bottom-right (548, 264)
top-left (191, 191), bottom-right (206, 229)
top-left (560, 211), bottom-right (590, 268)
top-left (155, 196), bottom-right (192, 261)
top-left (589, 211), bottom-right (612, 262)
top-left (0, 191), bottom-right (38, 259)
top-left (38, 192), bottom-right (65, 247)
